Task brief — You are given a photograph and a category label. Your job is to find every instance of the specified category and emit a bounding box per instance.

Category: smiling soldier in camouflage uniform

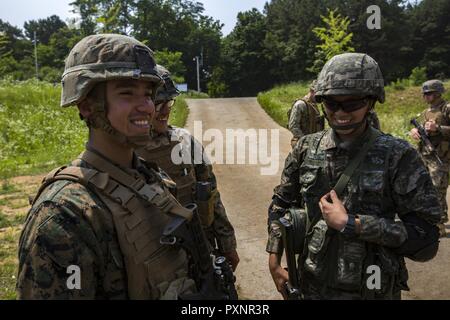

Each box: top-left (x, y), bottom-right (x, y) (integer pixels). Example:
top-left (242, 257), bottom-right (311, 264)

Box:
top-left (16, 34), bottom-right (205, 299)
top-left (410, 80), bottom-right (450, 237)
top-left (268, 53), bottom-right (441, 300)
top-left (288, 80), bottom-right (380, 149)
top-left (136, 65), bottom-right (239, 271)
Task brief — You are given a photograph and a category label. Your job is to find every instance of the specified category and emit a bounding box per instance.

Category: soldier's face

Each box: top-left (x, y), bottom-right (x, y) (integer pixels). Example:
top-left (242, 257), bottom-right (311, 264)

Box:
top-left (105, 79), bottom-right (156, 137)
top-left (324, 95), bottom-right (370, 135)
top-left (152, 100), bottom-right (174, 134)
top-left (423, 92), bottom-right (439, 105)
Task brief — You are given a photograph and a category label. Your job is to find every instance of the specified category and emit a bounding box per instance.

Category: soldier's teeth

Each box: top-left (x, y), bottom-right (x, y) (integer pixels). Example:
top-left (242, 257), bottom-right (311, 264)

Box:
top-left (132, 120), bottom-right (148, 126)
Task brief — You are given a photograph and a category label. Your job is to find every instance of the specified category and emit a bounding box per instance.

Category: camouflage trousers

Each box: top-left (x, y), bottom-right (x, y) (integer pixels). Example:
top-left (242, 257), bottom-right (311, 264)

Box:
top-left (421, 155), bottom-right (449, 223)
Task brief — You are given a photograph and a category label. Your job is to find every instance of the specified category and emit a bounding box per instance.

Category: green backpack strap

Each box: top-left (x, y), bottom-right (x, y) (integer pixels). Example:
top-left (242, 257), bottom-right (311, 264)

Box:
top-left (333, 128), bottom-right (381, 197)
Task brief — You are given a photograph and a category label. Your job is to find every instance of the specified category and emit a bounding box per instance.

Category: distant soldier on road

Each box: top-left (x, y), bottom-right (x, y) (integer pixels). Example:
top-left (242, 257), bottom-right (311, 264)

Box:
top-left (287, 80), bottom-right (324, 148)
top-left (410, 79), bottom-right (450, 237)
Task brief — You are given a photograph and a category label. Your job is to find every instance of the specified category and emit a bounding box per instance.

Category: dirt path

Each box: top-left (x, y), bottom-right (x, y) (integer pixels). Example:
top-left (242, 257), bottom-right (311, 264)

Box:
top-left (185, 97), bottom-right (450, 300)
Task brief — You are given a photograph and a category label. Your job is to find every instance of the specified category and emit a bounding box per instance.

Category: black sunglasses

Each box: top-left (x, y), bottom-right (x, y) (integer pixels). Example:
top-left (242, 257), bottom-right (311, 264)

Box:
top-left (423, 92), bottom-right (434, 96)
top-left (322, 97), bottom-right (369, 113)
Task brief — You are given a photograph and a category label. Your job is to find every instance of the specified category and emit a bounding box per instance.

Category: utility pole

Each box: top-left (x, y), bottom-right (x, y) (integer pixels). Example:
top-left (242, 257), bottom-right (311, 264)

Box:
top-left (194, 56), bottom-right (201, 92)
top-left (33, 31), bottom-right (39, 79)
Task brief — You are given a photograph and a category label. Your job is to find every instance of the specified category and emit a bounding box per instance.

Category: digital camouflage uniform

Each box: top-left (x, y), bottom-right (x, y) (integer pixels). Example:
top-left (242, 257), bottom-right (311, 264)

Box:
top-left (417, 80), bottom-right (450, 225)
top-left (137, 126), bottom-right (237, 254)
top-left (17, 34), bottom-right (199, 299)
top-left (267, 53), bottom-right (441, 300)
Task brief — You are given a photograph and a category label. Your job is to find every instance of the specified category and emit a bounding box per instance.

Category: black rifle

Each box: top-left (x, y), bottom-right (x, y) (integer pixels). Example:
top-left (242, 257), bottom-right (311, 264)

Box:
top-left (410, 118), bottom-right (443, 165)
top-left (279, 217), bottom-right (302, 300)
top-left (160, 203), bottom-right (238, 300)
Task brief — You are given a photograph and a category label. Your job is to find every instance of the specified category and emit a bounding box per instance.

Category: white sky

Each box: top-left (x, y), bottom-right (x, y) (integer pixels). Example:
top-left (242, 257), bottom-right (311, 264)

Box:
top-left (0, 0), bottom-right (268, 36)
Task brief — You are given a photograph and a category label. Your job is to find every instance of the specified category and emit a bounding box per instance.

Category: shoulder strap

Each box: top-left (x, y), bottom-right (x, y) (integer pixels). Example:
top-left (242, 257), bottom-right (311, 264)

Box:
top-left (79, 150), bottom-right (193, 220)
top-left (333, 128), bottom-right (381, 197)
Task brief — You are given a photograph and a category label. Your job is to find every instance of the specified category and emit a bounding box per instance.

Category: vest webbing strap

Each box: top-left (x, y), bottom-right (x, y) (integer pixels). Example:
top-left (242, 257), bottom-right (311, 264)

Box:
top-left (333, 128), bottom-right (381, 197)
top-left (72, 150), bottom-right (193, 221)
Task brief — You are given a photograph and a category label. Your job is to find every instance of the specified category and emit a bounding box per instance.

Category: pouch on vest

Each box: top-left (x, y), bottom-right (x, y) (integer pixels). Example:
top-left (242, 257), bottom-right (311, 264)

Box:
top-left (195, 181), bottom-right (216, 228)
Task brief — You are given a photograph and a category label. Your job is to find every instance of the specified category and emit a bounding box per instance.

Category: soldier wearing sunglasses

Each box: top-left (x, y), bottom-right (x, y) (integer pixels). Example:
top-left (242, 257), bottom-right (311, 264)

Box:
top-left (410, 80), bottom-right (450, 237)
top-left (136, 65), bottom-right (239, 271)
top-left (267, 53), bottom-right (440, 300)
top-left (287, 81), bottom-right (380, 149)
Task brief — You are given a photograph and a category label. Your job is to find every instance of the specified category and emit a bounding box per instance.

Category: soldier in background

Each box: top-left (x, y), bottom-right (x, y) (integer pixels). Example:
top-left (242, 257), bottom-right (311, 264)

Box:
top-left (288, 80), bottom-right (380, 149)
top-left (17, 34), bottom-right (201, 299)
top-left (287, 80), bottom-right (324, 148)
top-left (410, 79), bottom-right (450, 237)
top-left (268, 53), bottom-right (440, 300)
top-left (136, 65), bottom-right (239, 270)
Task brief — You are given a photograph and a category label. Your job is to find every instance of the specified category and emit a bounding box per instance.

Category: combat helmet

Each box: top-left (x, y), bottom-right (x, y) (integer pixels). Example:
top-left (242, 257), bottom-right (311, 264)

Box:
top-left (422, 80), bottom-right (445, 94)
top-left (61, 34), bottom-right (163, 147)
top-left (315, 52), bottom-right (385, 103)
top-left (155, 64), bottom-right (180, 107)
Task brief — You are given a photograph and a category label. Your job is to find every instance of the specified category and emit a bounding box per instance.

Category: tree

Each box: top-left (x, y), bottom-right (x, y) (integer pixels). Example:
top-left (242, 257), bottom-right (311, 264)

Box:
top-left (154, 49), bottom-right (186, 83)
top-left (70, 0), bottom-right (100, 36)
top-left (24, 15), bottom-right (66, 45)
top-left (410, 0), bottom-right (450, 78)
top-left (309, 9), bottom-right (355, 74)
top-left (211, 9), bottom-right (271, 97)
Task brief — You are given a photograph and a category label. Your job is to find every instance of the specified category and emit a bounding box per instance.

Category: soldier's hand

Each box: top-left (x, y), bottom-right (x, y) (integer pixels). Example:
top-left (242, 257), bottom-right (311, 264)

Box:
top-left (223, 250), bottom-right (240, 272)
top-left (425, 120), bottom-right (438, 133)
top-left (319, 190), bottom-right (348, 231)
top-left (410, 128), bottom-right (420, 141)
top-left (269, 253), bottom-right (289, 300)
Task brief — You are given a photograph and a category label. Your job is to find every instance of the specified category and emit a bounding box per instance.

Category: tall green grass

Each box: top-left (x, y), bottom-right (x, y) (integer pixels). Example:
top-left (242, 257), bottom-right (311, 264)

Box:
top-left (0, 79), bottom-right (87, 179)
top-left (0, 79), bottom-right (208, 179)
top-left (257, 80), bottom-right (450, 144)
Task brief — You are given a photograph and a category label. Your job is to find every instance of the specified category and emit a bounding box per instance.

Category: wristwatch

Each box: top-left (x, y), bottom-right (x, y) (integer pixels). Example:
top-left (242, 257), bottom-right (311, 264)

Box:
top-left (341, 214), bottom-right (356, 235)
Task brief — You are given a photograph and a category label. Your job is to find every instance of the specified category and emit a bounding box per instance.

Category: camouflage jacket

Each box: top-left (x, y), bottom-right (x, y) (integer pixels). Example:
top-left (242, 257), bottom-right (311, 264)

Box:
top-left (16, 154), bottom-right (187, 299)
top-left (418, 99), bottom-right (450, 159)
top-left (137, 126), bottom-right (237, 254)
top-left (267, 126), bottom-right (441, 299)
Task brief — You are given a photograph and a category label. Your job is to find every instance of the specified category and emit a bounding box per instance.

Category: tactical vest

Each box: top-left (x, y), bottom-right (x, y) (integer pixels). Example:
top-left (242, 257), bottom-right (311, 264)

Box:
top-left (289, 98), bottom-right (325, 134)
top-left (137, 130), bottom-right (196, 206)
top-left (32, 150), bottom-right (197, 299)
top-left (137, 128), bottom-right (216, 228)
top-left (298, 129), bottom-right (406, 298)
top-left (420, 101), bottom-right (450, 161)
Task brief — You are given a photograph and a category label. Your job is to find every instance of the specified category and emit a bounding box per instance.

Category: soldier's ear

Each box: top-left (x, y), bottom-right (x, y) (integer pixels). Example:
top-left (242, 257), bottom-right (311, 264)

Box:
top-left (78, 99), bottom-right (93, 120)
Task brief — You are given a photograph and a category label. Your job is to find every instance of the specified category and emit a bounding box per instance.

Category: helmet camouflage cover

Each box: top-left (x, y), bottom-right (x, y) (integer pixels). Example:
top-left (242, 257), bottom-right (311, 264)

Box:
top-left (61, 33), bottom-right (162, 107)
top-left (155, 64), bottom-right (180, 105)
top-left (422, 80), bottom-right (445, 94)
top-left (315, 52), bottom-right (385, 103)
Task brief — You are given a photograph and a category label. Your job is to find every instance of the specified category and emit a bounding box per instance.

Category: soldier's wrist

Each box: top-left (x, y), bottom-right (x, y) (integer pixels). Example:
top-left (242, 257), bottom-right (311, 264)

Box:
top-left (340, 214), bottom-right (361, 235)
